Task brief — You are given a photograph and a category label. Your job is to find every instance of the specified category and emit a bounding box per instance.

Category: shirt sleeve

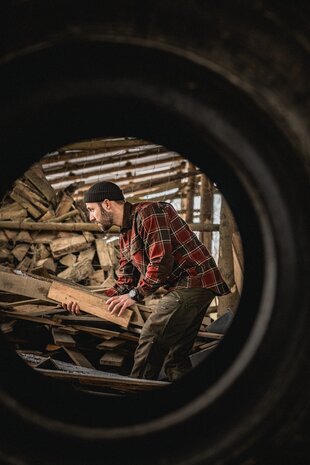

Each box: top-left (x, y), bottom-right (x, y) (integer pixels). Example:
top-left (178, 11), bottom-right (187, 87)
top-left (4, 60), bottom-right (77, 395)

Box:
top-left (136, 204), bottom-right (174, 297)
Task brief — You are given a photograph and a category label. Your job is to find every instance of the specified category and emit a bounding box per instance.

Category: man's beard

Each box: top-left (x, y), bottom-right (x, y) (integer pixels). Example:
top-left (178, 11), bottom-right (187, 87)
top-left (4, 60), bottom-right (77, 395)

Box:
top-left (97, 204), bottom-right (113, 232)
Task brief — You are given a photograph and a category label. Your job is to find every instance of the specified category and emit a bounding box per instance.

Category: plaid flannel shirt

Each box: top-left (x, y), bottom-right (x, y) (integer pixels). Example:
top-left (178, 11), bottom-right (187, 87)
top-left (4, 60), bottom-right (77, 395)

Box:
top-left (104, 201), bottom-right (230, 299)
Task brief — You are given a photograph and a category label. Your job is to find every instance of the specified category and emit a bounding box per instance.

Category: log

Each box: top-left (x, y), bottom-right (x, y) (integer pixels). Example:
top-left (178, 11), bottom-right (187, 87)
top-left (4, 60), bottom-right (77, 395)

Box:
top-left (35, 257), bottom-right (56, 273)
top-left (24, 164), bottom-right (57, 206)
top-left (59, 254), bottom-right (77, 267)
top-left (47, 280), bottom-right (133, 329)
top-left (55, 192), bottom-right (74, 217)
top-left (57, 258), bottom-right (94, 282)
top-left (12, 244), bottom-right (30, 262)
top-left (10, 191), bottom-right (42, 219)
top-left (15, 231), bottom-right (33, 243)
top-left (0, 203), bottom-right (28, 221)
top-left (0, 220), bottom-right (219, 233)
top-left (95, 238), bottom-right (112, 270)
top-left (50, 235), bottom-right (92, 258)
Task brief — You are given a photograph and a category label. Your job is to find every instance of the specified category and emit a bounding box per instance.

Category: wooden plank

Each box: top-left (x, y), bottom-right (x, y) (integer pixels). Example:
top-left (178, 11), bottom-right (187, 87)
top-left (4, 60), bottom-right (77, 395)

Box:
top-left (63, 347), bottom-right (94, 369)
top-left (0, 311), bottom-right (61, 327)
top-left (47, 281), bottom-right (133, 329)
top-left (9, 304), bottom-right (62, 317)
top-left (0, 270), bottom-right (52, 300)
top-left (96, 338), bottom-right (126, 350)
top-left (99, 352), bottom-right (125, 367)
top-left (52, 328), bottom-right (76, 347)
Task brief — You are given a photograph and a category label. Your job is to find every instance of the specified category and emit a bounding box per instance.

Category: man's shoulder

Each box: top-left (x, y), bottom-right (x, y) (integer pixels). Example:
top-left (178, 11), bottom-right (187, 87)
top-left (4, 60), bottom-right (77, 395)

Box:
top-left (134, 201), bottom-right (175, 216)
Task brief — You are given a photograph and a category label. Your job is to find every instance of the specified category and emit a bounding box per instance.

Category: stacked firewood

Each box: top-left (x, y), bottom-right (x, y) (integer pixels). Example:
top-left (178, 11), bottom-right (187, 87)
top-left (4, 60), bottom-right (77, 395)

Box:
top-left (0, 162), bottom-right (119, 285)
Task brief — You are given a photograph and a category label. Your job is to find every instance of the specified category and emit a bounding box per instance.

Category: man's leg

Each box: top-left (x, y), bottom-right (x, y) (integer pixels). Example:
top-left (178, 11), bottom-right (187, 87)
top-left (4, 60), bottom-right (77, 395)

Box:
top-left (164, 289), bottom-right (214, 381)
top-left (130, 288), bottom-right (215, 380)
top-left (130, 290), bottom-right (185, 379)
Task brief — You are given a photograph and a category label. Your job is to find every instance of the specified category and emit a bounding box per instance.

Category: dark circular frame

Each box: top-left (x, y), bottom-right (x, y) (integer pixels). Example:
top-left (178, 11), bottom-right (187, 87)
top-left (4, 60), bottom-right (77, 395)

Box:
top-left (0, 23), bottom-right (309, 465)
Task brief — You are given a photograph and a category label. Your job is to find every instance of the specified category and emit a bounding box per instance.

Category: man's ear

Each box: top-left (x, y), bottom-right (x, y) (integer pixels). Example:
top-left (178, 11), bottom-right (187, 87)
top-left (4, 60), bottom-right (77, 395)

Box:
top-left (102, 199), bottom-right (111, 210)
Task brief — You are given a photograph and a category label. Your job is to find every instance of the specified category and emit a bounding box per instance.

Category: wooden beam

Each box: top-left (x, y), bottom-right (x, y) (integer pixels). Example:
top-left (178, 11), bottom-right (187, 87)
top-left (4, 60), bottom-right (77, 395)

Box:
top-left (47, 280), bottom-right (133, 329)
top-left (0, 269), bottom-right (52, 301)
top-left (0, 220), bottom-right (219, 233)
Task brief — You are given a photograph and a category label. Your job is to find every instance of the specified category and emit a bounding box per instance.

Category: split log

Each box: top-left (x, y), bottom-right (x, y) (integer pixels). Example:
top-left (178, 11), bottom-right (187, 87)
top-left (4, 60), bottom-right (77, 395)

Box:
top-left (24, 164), bottom-right (57, 206)
top-left (0, 203), bottom-right (28, 221)
top-left (59, 254), bottom-right (77, 267)
top-left (57, 258), bottom-right (94, 282)
top-left (35, 257), bottom-right (56, 273)
top-left (50, 235), bottom-right (93, 258)
top-left (10, 190), bottom-right (42, 219)
top-left (12, 244), bottom-right (30, 262)
top-left (95, 238), bottom-right (112, 270)
top-left (55, 192), bottom-right (74, 217)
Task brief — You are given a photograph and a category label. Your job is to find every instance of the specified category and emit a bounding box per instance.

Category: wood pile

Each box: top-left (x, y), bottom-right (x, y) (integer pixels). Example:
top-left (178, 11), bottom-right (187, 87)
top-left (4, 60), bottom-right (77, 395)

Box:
top-left (0, 162), bottom-right (118, 285)
top-left (0, 162), bottom-right (224, 395)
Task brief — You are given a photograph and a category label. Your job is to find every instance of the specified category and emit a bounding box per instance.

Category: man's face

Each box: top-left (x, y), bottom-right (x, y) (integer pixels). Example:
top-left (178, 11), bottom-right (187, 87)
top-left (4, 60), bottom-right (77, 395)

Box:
top-left (86, 202), bottom-right (113, 232)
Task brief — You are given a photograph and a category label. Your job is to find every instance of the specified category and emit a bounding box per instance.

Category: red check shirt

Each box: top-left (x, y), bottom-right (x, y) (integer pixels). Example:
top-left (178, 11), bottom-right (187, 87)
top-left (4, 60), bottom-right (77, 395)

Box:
top-left (105, 201), bottom-right (230, 299)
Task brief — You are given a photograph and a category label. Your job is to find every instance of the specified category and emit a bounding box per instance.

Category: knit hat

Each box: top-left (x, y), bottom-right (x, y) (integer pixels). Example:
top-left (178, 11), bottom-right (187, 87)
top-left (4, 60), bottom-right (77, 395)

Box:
top-left (84, 181), bottom-right (125, 202)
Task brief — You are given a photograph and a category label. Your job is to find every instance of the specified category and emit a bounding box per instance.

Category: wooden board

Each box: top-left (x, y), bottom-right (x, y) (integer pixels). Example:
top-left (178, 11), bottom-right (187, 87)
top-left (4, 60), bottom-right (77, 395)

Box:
top-left (0, 270), bottom-right (51, 301)
top-left (63, 347), bottom-right (94, 369)
top-left (99, 352), bottom-right (125, 367)
top-left (96, 338), bottom-right (126, 350)
top-left (47, 281), bottom-right (133, 329)
top-left (52, 328), bottom-right (76, 348)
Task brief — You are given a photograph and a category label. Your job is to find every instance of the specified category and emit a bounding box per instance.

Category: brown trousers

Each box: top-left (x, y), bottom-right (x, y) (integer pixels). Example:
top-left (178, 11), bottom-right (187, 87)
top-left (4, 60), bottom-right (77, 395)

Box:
top-left (130, 288), bottom-right (215, 381)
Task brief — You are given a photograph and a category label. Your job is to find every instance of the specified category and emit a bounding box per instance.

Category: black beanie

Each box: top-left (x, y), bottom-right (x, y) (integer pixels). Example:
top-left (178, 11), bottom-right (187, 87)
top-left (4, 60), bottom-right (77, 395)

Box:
top-left (84, 181), bottom-right (125, 202)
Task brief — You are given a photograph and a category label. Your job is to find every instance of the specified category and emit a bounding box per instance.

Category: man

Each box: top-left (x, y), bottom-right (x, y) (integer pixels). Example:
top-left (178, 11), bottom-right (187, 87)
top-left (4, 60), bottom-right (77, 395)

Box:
top-left (63, 181), bottom-right (230, 381)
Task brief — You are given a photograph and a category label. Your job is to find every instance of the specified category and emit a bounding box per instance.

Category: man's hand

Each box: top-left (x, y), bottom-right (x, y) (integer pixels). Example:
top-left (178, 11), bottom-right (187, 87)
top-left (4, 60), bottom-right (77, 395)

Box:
top-left (106, 294), bottom-right (136, 317)
top-left (61, 301), bottom-right (81, 315)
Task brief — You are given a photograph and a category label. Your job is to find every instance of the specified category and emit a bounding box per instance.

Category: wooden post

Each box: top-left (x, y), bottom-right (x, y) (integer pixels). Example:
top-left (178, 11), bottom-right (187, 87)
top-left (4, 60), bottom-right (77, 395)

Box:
top-left (200, 174), bottom-right (213, 251)
top-left (185, 162), bottom-right (195, 223)
top-left (217, 196), bottom-right (241, 316)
